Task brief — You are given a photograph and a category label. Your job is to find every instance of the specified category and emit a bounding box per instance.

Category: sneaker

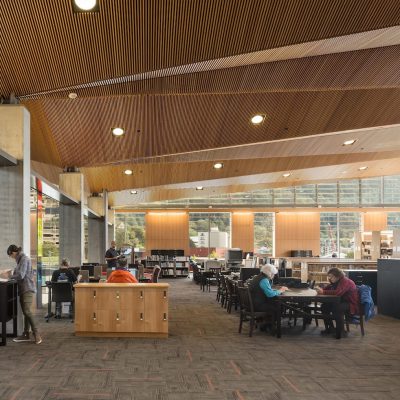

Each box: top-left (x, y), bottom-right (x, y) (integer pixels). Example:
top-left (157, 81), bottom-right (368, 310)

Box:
top-left (13, 332), bottom-right (31, 342)
top-left (33, 332), bottom-right (43, 345)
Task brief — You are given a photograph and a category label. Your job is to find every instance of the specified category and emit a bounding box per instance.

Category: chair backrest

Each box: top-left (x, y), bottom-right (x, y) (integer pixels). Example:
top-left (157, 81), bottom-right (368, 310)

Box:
top-left (51, 282), bottom-right (73, 303)
top-left (237, 287), bottom-right (251, 312)
top-left (93, 265), bottom-right (102, 279)
top-left (80, 270), bottom-right (89, 283)
top-left (205, 260), bottom-right (222, 271)
top-left (192, 264), bottom-right (199, 274)
top-left (226, 278), bottom-right (235, 295)
top-left (152, 266), bottom-right (161, 283)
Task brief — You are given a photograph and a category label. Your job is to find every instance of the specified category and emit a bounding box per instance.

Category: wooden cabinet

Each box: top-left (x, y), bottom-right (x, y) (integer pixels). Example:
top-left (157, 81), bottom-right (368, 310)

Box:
top-left (75, 283), bottom-right (168, 338)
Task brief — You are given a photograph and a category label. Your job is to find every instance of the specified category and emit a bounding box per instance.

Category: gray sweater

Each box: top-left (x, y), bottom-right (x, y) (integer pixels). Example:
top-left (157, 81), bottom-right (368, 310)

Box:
top-left (10, 252), bottom-right (36, 295)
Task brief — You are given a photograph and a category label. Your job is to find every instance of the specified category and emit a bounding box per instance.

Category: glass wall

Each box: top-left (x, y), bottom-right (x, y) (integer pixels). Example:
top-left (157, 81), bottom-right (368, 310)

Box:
top-left (189, 212), bottom-right (231, 258)
top-left (320, 212), bottom-right (360, 258)
top-left (115, 213), bottom-right (146, 250)
top-left (253, 213), bottom-right (274, 255)
top-left (387, 212), bottom-right (400, 229)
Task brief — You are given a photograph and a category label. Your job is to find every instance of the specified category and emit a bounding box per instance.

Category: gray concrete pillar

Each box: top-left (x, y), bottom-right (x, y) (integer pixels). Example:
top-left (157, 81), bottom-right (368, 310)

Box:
top-left (88, 217), bottom-right (105, 264)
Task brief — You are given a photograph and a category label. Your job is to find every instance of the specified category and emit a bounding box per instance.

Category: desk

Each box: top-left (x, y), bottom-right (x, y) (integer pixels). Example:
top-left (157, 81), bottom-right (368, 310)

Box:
top-left (0, 280), bottom-right (18, 346)
top-left (276, 288), bottom-right (340, 338)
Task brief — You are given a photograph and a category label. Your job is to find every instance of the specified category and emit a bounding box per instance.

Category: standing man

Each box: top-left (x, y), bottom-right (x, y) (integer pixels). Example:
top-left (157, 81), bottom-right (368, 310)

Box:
top-left (105, 240), bottom-right (119, 269)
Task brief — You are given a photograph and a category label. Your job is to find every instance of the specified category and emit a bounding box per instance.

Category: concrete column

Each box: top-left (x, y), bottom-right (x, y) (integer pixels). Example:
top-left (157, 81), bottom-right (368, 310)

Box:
top-left (88, 217), bottom-right (105, 264)
top-left (0, 105), bottom-right (30, 267)
top-left (59, 173), bottom-right (84, 266)
top-left (103, 190), bottom-right (109, 250)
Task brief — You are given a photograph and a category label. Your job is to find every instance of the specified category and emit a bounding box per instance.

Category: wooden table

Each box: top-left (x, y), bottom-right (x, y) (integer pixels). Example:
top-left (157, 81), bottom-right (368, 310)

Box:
top-left (276, 288), bottom-right (340, 338)
top-left (0, 280), bottom-right (18, 346)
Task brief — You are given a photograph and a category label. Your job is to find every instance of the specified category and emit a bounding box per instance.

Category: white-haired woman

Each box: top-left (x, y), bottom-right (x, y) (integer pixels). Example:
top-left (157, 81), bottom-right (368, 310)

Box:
top-left (248, 264), bottom-right (288, 315)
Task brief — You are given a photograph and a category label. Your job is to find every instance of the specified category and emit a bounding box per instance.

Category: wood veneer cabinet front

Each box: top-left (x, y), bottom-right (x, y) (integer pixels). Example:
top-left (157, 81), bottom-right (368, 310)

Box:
top-left (74, 283), bottom-right (169, 338)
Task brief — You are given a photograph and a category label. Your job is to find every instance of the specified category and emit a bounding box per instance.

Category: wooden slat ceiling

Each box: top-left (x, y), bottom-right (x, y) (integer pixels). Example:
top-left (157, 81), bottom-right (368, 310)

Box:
top-left (1, 0), bottom-right (400, 205)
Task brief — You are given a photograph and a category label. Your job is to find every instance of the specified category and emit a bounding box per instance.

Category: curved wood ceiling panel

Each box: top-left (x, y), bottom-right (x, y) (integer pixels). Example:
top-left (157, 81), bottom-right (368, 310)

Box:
top-left (26, 88), bottom-right (400, 167)
top-left (1, 0), bottom-right (400, 96)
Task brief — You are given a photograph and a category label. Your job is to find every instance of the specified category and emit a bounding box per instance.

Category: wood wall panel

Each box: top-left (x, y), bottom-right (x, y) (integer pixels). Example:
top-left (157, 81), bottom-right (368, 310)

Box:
top-left (145, 213), bottom-right (189, 255)
top-left (363, 212), bottom-right (388, 231)
top-left (231, 213), bottom-right (254, 253)
top-left (275, 212), bottom-right (320, 257)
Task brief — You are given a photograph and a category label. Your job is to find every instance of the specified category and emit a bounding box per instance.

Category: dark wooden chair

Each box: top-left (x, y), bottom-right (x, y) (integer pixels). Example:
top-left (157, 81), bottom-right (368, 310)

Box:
top-left (225, 278), bottom-right (239, 313)
top-left (237, 287), bottom-right (275, 337)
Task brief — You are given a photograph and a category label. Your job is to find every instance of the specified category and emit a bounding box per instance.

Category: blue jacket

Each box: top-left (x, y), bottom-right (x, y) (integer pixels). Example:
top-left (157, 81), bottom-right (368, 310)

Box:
top-left (357, 284), bottom-right (375, 321)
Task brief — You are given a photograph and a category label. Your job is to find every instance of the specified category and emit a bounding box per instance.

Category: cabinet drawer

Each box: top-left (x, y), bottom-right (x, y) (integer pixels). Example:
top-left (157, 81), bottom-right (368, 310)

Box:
top-left (94, 288), bottom-right (145, 310)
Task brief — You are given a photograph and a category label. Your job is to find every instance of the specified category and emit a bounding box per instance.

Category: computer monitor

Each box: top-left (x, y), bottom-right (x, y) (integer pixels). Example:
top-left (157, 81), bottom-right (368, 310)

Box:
top-left (128, 268), bottom-right (138, 279)
top-left (225, 249), bottom-right (242, 264)
top-left (239, 267), bottom-right (260, 282)
top-left (81, 265), bottom-right (94, 276)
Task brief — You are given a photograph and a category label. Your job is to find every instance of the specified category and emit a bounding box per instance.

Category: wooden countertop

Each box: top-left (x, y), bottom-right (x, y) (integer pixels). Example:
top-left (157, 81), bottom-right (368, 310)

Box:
top-left (75, 283), bottom-right (170, 288)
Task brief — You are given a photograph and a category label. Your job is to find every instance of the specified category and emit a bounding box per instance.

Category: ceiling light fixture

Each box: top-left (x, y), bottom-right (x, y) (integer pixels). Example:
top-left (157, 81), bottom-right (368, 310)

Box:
top-left (124, 169), bottom-right (133, 175)
top-left (68, 92), bottom-right (78, 99)
top-left (130, 190), bottom-right (137, 194)
top-left (251, 114), bottom-right (265, 125)
top-left (196, 186), bottom-right (204, 190)
top-left (213, 162), bottom-right (223, 169)
top-left (112, 127), bottom-right (125, 137)
top-left (282, 173), bottom-right (291, 177)
top-left (358, 166), bottom-right (368, 171)
top-left (343, 139), bottom-right (357, 146)
top-left (73, 0), bottom-right (98, 11)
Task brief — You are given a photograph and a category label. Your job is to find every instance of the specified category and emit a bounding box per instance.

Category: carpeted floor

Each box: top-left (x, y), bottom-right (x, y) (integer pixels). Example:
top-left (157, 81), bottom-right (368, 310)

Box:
top-left (1, 277), bottom-right (400, 400)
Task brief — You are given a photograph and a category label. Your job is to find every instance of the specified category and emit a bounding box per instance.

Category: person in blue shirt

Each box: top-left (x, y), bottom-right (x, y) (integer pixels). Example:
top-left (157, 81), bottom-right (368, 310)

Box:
top-left (248, 264), bottom-right (288, 313)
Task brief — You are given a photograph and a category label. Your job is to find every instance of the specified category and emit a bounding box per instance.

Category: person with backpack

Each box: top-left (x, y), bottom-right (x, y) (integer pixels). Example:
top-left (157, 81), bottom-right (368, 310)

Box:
top-left (51, 258), bottom-right (77, 318)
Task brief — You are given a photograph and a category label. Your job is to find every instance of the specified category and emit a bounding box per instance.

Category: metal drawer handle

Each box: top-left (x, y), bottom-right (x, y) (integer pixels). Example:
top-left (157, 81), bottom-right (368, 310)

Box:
top-left (93, 312), bottom-right (96, 321)
top-left (163, 313), bottom-right (167, 321)
top-left (116, 313), bottom-right (120, 321)
top-left (140, 313), bottom-right (143, 321)
top-left (116, 291), bottom-right (120, 299)
top-left (163, 291), bottom-right (167, 298)
top-left (140, 291), bottom-right (143, 299)
top-left (93, 290), bottom-right (96, 299)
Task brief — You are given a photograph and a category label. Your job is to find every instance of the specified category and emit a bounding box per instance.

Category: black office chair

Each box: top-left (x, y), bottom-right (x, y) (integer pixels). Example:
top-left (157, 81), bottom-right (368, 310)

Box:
top-left (48, 282), bottom-right (74, 322)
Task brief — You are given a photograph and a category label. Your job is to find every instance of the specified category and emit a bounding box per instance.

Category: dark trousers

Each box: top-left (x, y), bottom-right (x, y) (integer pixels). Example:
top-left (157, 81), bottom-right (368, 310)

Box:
top-left (321, 301), bottom-right (350, 333)
top-left (20, 291), bottom-right (37, 333)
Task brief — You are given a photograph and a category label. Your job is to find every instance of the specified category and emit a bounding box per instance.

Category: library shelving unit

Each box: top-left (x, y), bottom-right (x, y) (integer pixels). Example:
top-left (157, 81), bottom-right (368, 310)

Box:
top-left (354, 231), bottom-right (394, 260)
top-left (144, 254), bottom-right (189, 278)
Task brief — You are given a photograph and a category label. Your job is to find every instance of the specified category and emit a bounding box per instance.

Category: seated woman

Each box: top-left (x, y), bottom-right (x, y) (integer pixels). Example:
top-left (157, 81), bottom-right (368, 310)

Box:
top-left (107, 257), bottom-right (138, 283)
top-left (248, 264), bottom-right (288, 326)
top-left (51, 258), bottom-right (77, 318)
top-left (316, 267), bottom-right (359, 337)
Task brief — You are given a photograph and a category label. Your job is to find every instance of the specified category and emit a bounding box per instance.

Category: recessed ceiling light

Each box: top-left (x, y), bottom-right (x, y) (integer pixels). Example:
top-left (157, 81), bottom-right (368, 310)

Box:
top-left (130, 190), bottom-right (137, 194)
top-left (208, 205), bottom-right (213, 209)
top-left (124, 169), bottom-right (133, 175)
top-left (244, 195), bottom-right (250, 198)
top-left (282, 173), bottom-right (291, 177)
top-left (343, 139), bottom-right (357, 146)
top-left (213, 162), bottom-right (223, 169)
top-left (358, 166), bottom-right (368, 171)
top-left (73, 0), bottom-right (97, 11)
top-left (112, 127), bottom-right (125, 136)
top-left (196, 186), bottom-right (204, 190)
top-left (251, 114), bottom-right (265, 125)
top-left (68, 92), bottom-right (78, 99)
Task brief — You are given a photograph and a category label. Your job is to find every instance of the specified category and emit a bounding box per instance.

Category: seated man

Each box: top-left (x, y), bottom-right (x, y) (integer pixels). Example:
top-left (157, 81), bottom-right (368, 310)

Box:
top-left (107, 257), bottom-right (138, 283)
top-left (248, 264), bottom-right (288, 324)
top-left (316, 267), bottom-right (359, 337)
top-left (51, 258), bottom-right (76, 318)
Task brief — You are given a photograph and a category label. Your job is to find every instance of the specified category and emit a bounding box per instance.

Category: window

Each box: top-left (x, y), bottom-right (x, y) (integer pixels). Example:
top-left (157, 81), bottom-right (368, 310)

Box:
top-left (295, 184), bottom-right (316, 205)
top-left (387, 212), bottom-right (400, 230)
top-left (115, 213), bottom-right (146, 250)
top-left (361, 177), bottom-right (381, 205)
top-left (274, 187), bottom-right (294, 205)
top-left (317, 183), bottom-right (338, 205)
top-left (339, 180), bottom-right (359, 205)
top-left (384, 175), bottom-right (400, 204)
top-left (254, 213), bottom-right (274, 255)
top-left (320, 212), bottom-right (360, 258)
top-left (189, 212), bottom-right (231, 258)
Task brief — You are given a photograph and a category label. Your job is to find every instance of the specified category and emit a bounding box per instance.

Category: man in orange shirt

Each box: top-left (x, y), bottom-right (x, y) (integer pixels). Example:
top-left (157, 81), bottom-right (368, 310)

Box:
top-left (107, 257), bottom-right (138, 283)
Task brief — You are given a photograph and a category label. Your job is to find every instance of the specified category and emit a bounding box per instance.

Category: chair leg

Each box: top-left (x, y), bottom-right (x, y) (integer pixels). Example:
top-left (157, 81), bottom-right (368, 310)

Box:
top-left (360, 318), bottom-right (365, 336)
top-left (249, 318), bottom-right (254, 337)
top-left (238, 314), bottom-right (243, 334)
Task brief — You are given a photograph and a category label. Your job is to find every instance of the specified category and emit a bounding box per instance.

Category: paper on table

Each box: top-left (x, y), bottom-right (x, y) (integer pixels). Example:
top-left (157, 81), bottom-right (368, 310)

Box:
top-left (0, 277), bottom-right (9, 282)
